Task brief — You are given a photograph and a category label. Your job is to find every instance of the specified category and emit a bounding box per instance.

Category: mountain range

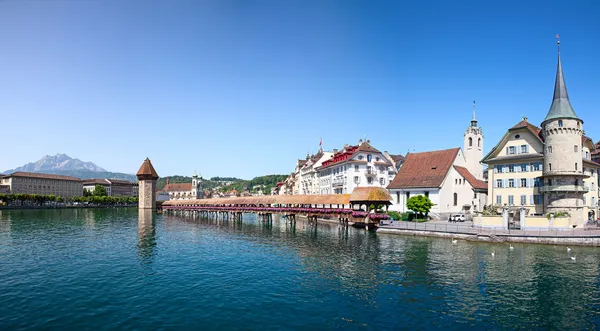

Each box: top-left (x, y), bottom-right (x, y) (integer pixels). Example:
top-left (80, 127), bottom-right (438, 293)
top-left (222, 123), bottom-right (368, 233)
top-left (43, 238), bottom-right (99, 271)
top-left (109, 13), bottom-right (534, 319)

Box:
top-left (2, 154), bottom-right (137, 181)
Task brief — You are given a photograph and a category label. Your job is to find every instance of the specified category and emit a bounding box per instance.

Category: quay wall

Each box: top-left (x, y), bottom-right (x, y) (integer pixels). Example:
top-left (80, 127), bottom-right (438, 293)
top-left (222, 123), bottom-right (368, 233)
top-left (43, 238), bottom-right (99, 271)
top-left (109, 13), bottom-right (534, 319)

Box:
top-left (376, 227), bottom-right (600, 247)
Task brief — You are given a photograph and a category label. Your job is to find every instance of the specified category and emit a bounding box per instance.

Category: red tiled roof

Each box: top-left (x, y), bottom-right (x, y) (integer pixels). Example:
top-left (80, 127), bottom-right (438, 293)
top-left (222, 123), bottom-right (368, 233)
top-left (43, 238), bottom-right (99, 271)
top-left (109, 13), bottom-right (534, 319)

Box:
top-left (7, 171), bottom-right (82, 181)
top-left (390, 154), bottom-right (405, 163)
top-left (319, 141), bottom-right (382, 170)
top-left (387, 148), bottom-right (460, 189)
top-left (163, 183), bottom-right (192, 192)
top-left (510, 120), bottom-right (543, 142)
top-left (83, 178), bottom-right (110, 185)
top-left (453, 166), bottom-right (487, 190)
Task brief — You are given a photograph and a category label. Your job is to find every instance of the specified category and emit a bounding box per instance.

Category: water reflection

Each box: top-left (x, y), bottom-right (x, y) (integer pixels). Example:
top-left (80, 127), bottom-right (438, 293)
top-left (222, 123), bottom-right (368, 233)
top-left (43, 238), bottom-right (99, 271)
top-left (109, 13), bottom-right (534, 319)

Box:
top-left (137, 209), bottom-right (156, 263)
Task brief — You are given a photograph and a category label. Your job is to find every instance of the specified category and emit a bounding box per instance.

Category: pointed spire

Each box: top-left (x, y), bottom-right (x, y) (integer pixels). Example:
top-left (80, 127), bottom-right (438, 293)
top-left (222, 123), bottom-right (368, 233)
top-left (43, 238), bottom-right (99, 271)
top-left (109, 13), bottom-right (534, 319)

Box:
top-left (543, 35), bottom-right (581, 124)
top-left (471, 101), bottom-right (477, 126)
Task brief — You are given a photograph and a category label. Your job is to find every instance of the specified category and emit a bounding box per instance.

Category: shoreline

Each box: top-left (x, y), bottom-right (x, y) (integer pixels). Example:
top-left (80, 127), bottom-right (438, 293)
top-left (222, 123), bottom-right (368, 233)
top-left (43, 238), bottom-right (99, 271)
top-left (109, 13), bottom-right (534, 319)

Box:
top-left (0, 205), bottom-right (137, 211)
top-left (376, 227), bottom-right (600, 247)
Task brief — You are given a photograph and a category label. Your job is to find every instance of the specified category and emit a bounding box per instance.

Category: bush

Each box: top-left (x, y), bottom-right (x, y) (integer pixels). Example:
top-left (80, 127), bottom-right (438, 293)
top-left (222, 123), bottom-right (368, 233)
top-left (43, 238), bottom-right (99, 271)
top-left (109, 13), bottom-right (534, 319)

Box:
top-left (547, 211), bottom-right (570, 219)
top-left (387, 211), bottom-right (402, 220)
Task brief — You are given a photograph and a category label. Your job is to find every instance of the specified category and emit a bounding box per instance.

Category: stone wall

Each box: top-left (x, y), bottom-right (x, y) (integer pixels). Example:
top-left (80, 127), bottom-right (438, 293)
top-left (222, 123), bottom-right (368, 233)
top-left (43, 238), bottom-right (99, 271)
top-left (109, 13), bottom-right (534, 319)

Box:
top-left (139, 180), bottom-right (156, 210)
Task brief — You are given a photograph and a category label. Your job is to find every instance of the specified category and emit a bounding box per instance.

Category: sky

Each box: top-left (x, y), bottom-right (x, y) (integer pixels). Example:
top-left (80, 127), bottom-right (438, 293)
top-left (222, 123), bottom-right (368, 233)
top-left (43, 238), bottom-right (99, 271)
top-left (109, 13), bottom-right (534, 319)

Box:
top-left (1, 0), bottom-right (600, 179)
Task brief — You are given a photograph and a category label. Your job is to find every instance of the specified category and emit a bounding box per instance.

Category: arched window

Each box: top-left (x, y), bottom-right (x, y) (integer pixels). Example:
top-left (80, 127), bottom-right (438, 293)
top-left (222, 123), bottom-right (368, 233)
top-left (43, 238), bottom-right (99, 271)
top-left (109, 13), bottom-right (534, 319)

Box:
top-left (468, 137), bottom-right (473, 147)
top-left (453, 193), bottom-right (458, 206)
top-left (558, 120), bottom-right (563, 127)
top-left (478, 138), bottom-right (481, 147)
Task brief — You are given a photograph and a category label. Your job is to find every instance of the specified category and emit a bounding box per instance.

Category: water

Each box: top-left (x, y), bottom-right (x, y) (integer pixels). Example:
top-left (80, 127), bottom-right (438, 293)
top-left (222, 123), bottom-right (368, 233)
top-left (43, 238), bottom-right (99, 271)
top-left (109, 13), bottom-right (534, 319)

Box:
top-left (1, 208), bottom-right (599, 330)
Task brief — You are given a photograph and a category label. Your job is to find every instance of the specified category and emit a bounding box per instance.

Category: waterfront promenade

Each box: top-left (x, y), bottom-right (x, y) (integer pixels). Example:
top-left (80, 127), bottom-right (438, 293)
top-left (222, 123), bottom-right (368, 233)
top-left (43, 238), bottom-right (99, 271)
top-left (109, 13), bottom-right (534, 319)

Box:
top-left (377, 220), bottom-right (600, 246)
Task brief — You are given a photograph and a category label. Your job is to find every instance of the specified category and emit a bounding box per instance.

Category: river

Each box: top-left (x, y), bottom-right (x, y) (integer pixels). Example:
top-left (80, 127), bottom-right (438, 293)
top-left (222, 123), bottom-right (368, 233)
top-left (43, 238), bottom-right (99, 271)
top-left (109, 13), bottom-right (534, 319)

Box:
top-left (1, 208), bottom-right (599, 330)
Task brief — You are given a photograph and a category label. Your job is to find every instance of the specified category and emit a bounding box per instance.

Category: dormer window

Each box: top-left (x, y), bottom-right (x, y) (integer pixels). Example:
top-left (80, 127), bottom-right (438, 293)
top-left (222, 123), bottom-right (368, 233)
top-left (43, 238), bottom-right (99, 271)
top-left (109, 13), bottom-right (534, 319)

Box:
top-left (558, 120), bottom-right (563, 127)
top-left (367, 154), bottom-right (372, 162)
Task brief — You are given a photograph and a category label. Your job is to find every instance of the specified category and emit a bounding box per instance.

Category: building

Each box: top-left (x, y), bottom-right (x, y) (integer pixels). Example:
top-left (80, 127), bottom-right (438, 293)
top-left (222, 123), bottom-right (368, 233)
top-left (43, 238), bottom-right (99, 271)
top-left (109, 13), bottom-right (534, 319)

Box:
top-left (0, 172), bottom-right (83, 197)
top-left (158, 172), bottom-right (204, 200)
top-left (316, 139), bottom-right (399, 195)
top-left (299, 150), bottom-right (334, 195)
top-left (137, 158), bottom-right (159, 210)
top-left (83, 179), bottom-right (139, 197)
top-left (387, 107), bottom-right (487, 219)
top-left (482, 43), bottom-right (600, 224)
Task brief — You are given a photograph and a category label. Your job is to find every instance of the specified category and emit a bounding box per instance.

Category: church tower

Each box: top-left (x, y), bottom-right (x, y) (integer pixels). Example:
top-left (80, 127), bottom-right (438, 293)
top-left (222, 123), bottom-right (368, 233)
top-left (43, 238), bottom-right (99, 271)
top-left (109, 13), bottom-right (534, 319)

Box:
top-left (464, 101), bottom-right (484, 179)
top-left (541, 38), bottom-right (585, 222)
top-left (191, 171), bottom-right (204, 199)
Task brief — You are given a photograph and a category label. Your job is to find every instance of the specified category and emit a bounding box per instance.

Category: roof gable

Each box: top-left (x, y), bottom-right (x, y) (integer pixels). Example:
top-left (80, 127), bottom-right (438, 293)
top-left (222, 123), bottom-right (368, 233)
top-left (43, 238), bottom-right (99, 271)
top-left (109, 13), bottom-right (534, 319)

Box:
top-left (387, 148), bottom-right (460, 189)
top-left (482, 120), bottom-right (544, 163)
top-left (453, 166), bottom-right (487, 190)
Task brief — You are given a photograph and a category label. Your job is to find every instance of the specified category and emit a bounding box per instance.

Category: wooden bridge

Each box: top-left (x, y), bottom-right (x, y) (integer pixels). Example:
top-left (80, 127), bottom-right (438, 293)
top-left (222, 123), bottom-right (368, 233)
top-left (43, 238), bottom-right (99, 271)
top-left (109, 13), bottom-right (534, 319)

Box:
top-left (162, 187), bottom-right (392, 228)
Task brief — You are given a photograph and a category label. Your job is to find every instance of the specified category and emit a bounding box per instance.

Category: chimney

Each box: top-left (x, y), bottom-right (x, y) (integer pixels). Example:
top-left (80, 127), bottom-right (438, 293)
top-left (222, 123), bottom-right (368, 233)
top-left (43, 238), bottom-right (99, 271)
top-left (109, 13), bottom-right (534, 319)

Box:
top-left (333, 149), bottom-right (338, 154)
top-left (523, 116), bottom-right (528, 122)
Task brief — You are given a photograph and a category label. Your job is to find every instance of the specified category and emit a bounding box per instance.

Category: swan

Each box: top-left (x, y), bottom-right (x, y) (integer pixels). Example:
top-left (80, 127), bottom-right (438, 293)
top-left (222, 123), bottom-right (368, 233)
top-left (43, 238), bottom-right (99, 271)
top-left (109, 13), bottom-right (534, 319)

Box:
top-left (567, 247), bottom-right (572, 252)
top-left (509, 244), bottom-right (514, 250)
top-left (570, 256), bottom-right (576, 261)
top-left (491, 251), bottom-right (495, 257)
top-left (452, 239), bottom-right (458, 244)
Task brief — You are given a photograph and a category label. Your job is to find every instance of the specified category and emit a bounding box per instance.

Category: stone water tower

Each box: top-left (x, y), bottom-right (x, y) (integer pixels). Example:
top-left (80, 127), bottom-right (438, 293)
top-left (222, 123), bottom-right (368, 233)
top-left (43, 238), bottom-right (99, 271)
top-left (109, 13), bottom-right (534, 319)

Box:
top-left (137, 158), bottom-right (159, 210)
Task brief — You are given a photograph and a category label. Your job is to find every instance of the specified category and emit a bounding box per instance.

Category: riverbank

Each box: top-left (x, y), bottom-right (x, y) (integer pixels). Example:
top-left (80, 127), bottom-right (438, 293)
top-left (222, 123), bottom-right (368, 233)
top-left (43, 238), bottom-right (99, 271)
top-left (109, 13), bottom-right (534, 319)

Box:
top-left (376, 224), bottom-right (600, 247)
top-left (0, 204), bottom-right (137, 210)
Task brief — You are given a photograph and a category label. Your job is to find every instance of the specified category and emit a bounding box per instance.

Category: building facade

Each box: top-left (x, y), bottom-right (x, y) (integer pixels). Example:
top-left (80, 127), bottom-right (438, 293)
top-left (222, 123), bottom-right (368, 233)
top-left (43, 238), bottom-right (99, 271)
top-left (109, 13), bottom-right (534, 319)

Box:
top-left (483, 44), bottom-right (599, 224)
top-left (299, 150), bottom-right (333, 195)
top-left (316, 140), bottom-right (399, 195)
top-left (83, 179), bottom-right (139, 197)
top-left (0, 172), bottom-right (83, 197)
top-left (158, 172), bottom-right (204, 200)
top-left (387, 109), bottom-right (487, 219)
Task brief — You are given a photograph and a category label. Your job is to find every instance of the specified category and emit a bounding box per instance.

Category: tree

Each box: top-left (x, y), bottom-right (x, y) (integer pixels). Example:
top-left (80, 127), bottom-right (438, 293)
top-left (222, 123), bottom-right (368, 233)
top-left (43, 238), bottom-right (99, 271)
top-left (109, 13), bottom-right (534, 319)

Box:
top-left (93, 184), bottom-right (108, 197)
top-left (406, 195), bottom-right (434, 219)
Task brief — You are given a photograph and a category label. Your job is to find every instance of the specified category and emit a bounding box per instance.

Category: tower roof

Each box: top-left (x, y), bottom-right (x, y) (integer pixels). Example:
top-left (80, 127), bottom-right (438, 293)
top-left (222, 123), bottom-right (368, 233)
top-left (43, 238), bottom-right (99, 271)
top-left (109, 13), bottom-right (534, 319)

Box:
top-left (543, 42), bottom-right (581, 124)
top-left (136, 158), bottom-right (159, 180)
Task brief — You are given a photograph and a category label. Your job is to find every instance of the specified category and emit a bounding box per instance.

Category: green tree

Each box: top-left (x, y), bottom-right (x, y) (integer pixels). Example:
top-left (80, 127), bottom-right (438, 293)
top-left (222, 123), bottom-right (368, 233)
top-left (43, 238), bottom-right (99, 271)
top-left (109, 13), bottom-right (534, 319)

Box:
top-left (93, 184), bottom-right (108, 197)
top-left (406, 195), bottom-right (434, 219)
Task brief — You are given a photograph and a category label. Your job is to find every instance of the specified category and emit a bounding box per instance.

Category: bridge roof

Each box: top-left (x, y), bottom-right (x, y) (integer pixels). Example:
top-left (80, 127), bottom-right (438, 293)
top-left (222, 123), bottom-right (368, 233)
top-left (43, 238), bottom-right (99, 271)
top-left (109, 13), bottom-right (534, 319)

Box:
top-left (163, 187), bottom-right (391, 206)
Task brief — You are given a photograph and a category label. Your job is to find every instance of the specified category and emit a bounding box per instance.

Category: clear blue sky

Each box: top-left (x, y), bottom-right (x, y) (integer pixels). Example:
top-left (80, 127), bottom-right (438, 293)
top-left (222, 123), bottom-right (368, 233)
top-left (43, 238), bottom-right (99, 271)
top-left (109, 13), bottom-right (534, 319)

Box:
top-left (1, 0), bottom-right (599, 179)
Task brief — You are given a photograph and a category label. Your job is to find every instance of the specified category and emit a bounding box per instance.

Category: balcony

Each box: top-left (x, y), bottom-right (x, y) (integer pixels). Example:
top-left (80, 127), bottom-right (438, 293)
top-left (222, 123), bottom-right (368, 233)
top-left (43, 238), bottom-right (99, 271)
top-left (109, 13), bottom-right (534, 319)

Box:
top-left (365, 169), bottom-right (377, 177)
top-left (332, 178), bottom-right (344, 187)
top-left (539, 185), bottom-right (589, 193)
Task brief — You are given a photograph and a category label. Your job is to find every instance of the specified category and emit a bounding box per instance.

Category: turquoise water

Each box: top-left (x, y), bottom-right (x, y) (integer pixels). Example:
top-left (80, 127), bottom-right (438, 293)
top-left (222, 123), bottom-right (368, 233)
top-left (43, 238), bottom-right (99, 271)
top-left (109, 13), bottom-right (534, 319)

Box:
top-left (1, 208), bottom-right (599, 330)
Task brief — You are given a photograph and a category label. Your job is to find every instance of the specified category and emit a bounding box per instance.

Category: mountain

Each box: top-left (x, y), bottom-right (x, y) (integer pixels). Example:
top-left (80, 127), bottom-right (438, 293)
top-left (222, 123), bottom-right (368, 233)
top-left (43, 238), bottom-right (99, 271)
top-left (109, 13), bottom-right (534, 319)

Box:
top-left (5, 153), bottom-right (107, 173)
top-left (3, 154), bottom-right (137, 181)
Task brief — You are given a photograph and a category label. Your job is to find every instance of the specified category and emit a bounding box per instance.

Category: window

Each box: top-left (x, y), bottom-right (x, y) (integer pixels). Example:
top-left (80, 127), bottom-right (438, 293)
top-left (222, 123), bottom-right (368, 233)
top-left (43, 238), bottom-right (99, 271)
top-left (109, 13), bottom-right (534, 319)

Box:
top-left (496, 179), bottom-right (503, 188)
top-left (593, 197), bottom-right (597, 207)
top-left (367, 154), bottom-right (372, 162)
top-left (575, 163), bottom-right (578, 171)
top-left (584, 196), bottom-right (587, 205)
top-left (406, 192), bottom-right (410, 202)
top-left (585, 151), bottom-right (589, 159)
top-left (508, 179), bottom-right (515, 188)
top-left (367, 177), bottom-right (372, 184)
top-left (574, 145), bottom-right (578, 152)
top-left (548, 179), bottom-right (552, 186)
top-left (508, 195), bottom-right (514, 205)
top-left (358, 155), bottom-right (363, 160)
top-left (549, 163), bottom-right (552, 171)
top-left (424, 191), bottom-right (429, 198)
top-left (354, 165), bottom-right (359, 172)
top-left (521, 145), bottom-right (527, 153)
top-left (468, 137), bottom-right (473, 147)
top-left (548, 146), bottom-right (552, 153)
top-left (453, 193), bottom-right (458, 206)
top-left (375, 157), bottom-right (380, 161)
top-left (396, 192), bottom-right (400, 203)
top-left (496, 195), bottom-right (502, 205)
top-left (521, 163), bottom-right (528, 172)
top-left (558, 120), bottom-right (563, 127)
top-left (354, 176), bottom-right (359, 184)
top-left (521, 178), bottom-right (527, 187)
top-left (474, 192), bottom-right (477, 199)
top-left (520, 195), bottom-right (526, 205)
top-left (534, 195), bottom-right (543, 205)
top-left (508, 146), bottom-right (516, 155)
top-left (379, 178), bottom-right (385, 185)
top-left (478, 138), bottom-right (481, 147)
top-left (509, 165), bottom-right (515, 173)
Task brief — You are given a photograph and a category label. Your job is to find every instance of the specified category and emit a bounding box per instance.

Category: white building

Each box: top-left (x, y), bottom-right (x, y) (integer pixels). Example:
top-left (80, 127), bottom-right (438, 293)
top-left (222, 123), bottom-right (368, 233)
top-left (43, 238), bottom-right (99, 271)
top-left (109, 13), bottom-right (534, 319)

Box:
top-left (387, 108), bottom-right (488, 219)
top-left (299, 150), bottom-right (334, 195)
top-left (316, 140), bottom-right (399, 195)
top-left (158, 172), bottom-right (204, 200)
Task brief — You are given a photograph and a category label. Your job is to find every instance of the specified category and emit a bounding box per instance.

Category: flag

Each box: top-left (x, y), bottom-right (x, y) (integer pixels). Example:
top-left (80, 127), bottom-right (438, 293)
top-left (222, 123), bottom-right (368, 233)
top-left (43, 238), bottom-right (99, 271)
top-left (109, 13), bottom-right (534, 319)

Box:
top-left (319, 137), bottom-right (322, 147)
top-left (556, 34), bottom-right (560, 39)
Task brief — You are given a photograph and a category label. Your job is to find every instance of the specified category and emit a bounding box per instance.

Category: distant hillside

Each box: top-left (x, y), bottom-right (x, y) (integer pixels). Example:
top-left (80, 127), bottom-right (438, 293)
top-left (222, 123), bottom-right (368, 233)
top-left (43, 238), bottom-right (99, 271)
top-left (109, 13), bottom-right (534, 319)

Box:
top-left (219, 174), bottom-right (287, 194)
top-left (157, 176), bottom-right (220, 191)
top-left (4, 154), bottom-right (106, 173)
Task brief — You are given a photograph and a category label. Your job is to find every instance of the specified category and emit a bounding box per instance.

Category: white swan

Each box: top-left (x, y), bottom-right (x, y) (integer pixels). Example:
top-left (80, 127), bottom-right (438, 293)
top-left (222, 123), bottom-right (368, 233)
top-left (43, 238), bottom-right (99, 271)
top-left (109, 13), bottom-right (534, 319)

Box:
top-left (509, 244), bottom-right (514, 250)
top-left (570, 256), bottom-right (576, 261)
top-left (491, 251), bottom-right (495, 257)
top-left (452, 239), bottom-right (458, 244)
top-left (567, 247), bottom-right (572, 252)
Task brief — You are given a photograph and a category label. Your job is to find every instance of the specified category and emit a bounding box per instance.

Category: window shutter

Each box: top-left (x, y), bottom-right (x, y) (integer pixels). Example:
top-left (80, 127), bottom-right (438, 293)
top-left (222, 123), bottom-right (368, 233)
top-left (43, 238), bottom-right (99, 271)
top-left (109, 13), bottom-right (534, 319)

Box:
top-left (530, 195), bottom-right (534, 204)
top-left (504, 179), bottom-right (508, 188)
top-left (516, 165), bottom-right (521, 173)
top-left (494, 166), bottom-right (498, 174)
top-left (526, 164), bottom-right (530, 171)
top-left (525, 145), bottom-right (529, 153)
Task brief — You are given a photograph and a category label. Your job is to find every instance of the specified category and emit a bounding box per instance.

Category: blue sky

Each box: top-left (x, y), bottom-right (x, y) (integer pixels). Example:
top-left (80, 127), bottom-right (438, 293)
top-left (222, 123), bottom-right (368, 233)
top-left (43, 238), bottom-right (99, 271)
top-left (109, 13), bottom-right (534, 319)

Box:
top-left (1, 0), bottom-right (599, 179)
